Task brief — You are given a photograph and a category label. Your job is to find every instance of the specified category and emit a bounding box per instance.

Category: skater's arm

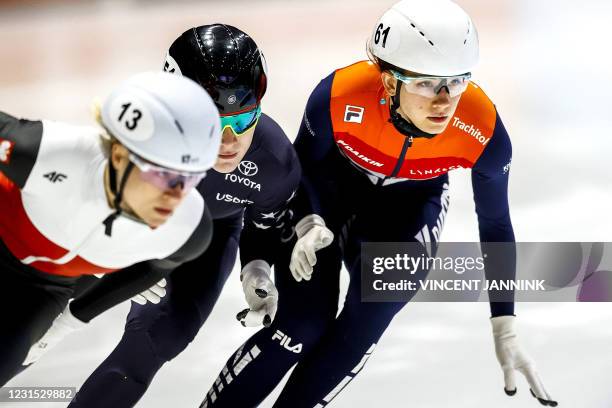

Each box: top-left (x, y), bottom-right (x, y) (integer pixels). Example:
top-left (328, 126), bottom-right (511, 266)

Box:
top-left (0, 111), bottom-right (43, 188)
top-left (69, 204), bottom-right (213, 322)
top-left (239, 140), bottom-right (301, 267)
top-left (292, 73), bottom-right (339, 221)
top-left (472, 111), bottom-right (516, 317)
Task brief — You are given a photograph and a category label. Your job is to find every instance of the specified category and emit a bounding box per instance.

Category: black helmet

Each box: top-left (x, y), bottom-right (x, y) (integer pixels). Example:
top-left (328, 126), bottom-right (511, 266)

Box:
top-left (164, 24), bottom-right (267, 115)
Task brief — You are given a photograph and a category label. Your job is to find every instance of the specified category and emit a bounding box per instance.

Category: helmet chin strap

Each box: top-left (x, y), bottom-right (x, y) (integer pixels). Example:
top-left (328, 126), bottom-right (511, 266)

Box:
top-left (103, 161), bottom-right (134, 237)
top-left (388, 82), bottom-right (437, 139)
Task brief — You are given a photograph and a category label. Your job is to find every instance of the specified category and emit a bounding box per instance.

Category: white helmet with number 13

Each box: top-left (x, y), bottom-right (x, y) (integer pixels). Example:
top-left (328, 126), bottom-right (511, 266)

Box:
top-left (101, 71), bottom-right (221, 173)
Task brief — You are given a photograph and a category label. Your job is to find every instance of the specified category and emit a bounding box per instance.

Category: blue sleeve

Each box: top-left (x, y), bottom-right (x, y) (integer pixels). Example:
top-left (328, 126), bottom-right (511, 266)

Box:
top-left (472, 111), bottom-right (516, 317)
top-left (240, 163), bottom-right (301, 267)
top-left (239, 117), bottom-right (302, 267)
top-left (292, 72), bottom-right (338, 221)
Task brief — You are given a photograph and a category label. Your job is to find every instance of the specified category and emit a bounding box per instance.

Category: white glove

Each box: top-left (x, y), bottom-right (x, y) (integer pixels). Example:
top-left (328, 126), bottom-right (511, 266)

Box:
top-left (236, 260), bottom-right (278, 327)
top-left (131, 278), bottom-right (167, 305)
top-left (491, 316), bottom-right (557, 406)
top-left (289, 214), bottom-right (334, 282)
top-left (23, 303), bottom-right (87, 366)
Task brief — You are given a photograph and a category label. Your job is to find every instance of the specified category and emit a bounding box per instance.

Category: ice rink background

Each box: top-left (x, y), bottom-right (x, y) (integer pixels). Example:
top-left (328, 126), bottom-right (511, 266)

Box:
top-left (1, 0), bottom-right (611, 407)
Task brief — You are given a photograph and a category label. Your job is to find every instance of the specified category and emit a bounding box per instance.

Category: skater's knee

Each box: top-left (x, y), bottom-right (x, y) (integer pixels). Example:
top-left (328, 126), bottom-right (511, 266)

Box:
top-left (0, 335), bottom-right (30, 385)
top-left (69, 370), bottom-right (147, 408)
top-left (146, 309), bottom-right (202, 361)
top-left (343, 299), bottom-right (405, 330)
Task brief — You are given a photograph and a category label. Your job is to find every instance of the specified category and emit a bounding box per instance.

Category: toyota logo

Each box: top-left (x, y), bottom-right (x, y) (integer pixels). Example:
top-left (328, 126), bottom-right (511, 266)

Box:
top-left (238, 161), bottom-right (258, 176)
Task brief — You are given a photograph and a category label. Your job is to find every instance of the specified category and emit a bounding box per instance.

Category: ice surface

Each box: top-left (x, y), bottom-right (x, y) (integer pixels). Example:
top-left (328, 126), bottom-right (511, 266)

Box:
top-left (1, 1), bottom-right (611, 407)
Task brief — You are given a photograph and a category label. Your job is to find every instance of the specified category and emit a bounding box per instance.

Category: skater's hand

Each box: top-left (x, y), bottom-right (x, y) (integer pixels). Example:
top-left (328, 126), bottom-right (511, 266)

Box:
top-left (23, 303), bottom-right (87, 366)
top-left (290, 214), bottom-right (334, 282)
top-left (237, 260), bottom-right (278, 327)
top-left (491, 316), bottom-right (558, 406)
top-left (131, 278), bottom-right (167, 305)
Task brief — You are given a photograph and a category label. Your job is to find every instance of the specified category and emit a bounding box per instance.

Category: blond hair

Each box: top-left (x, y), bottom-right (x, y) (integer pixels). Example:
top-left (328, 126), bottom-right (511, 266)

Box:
top-left (92, 98), bottom-right (118, 158)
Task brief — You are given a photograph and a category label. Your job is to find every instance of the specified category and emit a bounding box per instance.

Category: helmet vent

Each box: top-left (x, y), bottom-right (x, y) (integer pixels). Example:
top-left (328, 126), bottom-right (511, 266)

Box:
top-left (174, 119), bottom-right (184, 134)
top-left (409, 20), bottom-right (435, 47)
top-left (464, 20), bottom-right (471, 45)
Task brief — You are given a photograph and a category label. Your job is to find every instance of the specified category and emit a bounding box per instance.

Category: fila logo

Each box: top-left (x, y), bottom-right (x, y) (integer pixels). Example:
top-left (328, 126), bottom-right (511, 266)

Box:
top-left (272, 329), bottom-right (302, 353)
top-left (0, 138), bottom-right (15, 164)
top-left (344, 105), bottom-right (365, 123)
top-left (43, 172), bottom-right (67, 183)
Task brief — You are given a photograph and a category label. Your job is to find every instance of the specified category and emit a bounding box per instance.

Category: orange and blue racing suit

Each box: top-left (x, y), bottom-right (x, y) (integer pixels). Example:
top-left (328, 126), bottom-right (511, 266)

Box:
top-left (211, 61), bottom-right (514, 408)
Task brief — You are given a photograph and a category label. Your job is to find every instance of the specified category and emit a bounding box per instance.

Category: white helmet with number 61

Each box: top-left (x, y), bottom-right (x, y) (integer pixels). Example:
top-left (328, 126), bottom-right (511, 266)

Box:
top-left (368, 0), bottom-right (479, 76)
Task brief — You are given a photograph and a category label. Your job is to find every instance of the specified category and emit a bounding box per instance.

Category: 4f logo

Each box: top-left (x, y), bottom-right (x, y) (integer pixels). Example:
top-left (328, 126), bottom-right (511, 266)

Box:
top-left (0, 138), bottom-right (15, 164)
top-left (344, 105), bottom-right (365, 124)
top-left (44, 171), bottom-right (67, 183)
top-left (272, 330), bottom-right (302, 353)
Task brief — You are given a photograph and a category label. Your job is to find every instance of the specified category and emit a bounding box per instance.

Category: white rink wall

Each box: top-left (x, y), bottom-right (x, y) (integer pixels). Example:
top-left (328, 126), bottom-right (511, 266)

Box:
top-left (1, 1), bottom-right (611, 407)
